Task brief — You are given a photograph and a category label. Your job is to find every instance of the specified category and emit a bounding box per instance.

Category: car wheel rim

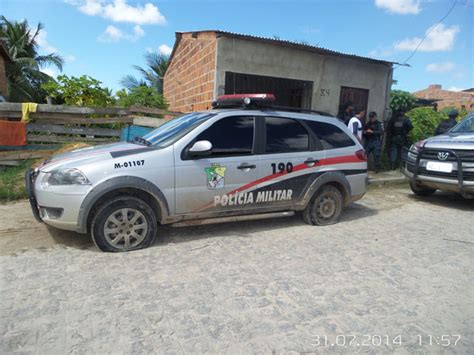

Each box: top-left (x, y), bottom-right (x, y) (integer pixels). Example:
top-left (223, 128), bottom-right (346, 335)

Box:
top-left (104, 208), bottom-right (148, 250)
top-left (316, 196), bottom-right (336, 219)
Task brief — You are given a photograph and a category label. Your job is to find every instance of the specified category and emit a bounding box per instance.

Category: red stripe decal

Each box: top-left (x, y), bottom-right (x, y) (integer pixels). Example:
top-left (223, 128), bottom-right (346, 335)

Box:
top-left (193, 154), bottom-right (364, 212)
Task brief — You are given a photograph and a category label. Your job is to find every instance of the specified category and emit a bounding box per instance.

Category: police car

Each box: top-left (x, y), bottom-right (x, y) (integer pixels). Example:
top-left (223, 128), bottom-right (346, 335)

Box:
top-left (26, 94), bottom-right (368, 252)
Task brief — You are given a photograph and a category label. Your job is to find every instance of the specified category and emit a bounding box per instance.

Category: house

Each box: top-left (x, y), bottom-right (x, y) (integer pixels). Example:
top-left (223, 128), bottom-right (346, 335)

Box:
top-left (163, 31), bottom-right (395, 119)
top-left (0, 40), bottom-right (12, 100)
top-left (412, 84), bottom-right (474, 111)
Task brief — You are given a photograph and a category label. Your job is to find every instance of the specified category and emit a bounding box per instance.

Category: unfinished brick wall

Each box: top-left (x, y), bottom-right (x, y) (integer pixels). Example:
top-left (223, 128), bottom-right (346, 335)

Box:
top-left (164, 32), bottom-right (217, 112)
top-left (413, 84), bottom-right (474, 110)
top-left (0, 55), bottom-right (8, 98)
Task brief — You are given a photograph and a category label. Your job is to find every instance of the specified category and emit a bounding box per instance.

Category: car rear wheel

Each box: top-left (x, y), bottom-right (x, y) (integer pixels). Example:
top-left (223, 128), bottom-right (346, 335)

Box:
top-left (303, 185), bottom-right (343, 226)
top-left (409, 181), bottom-right (436, 196)
top-left (91, 196), bottom-right (158, 252)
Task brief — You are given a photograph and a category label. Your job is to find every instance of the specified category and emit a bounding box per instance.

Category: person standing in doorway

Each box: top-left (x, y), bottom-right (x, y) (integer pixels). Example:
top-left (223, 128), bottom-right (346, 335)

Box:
top-left (388, 110), bottom-right (413, 170)
top-left (347, 109), bottom-right (366, 142)
top-left (364, 112), bottom-right (383, 173)
top-left (338, 102), bottom-right (354, 124)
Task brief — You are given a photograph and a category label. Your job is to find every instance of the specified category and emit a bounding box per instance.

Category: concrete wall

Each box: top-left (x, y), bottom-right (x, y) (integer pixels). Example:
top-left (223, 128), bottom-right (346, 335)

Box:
top-left (0, 55), bottom-right (8, 98)
top-left (163, 32), bottom-right (217, 112)
top-left (215, 37), bottom-right (393, 119)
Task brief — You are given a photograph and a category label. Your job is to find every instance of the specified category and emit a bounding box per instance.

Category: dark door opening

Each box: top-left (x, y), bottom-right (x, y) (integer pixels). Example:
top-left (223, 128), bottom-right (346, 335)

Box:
top-left (338, 86), bottom-right (369, 115)
top-left (225, 72), bottom-right (313, 109)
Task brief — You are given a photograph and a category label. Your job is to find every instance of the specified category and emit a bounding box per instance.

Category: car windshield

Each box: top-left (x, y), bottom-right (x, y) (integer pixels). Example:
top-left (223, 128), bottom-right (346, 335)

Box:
top-left (450, 114), bottom-right (474, 134)
top-left (142, 112), bottom-right (216, 147)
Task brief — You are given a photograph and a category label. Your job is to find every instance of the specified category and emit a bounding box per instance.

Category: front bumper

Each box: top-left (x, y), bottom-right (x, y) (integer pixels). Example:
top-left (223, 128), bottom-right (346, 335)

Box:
top-left (25, 169), bottom-right (42, 223)
top-left (25, 169), bottom-right (91, 231)
top-left (401, 148), bottom-right (474, 197)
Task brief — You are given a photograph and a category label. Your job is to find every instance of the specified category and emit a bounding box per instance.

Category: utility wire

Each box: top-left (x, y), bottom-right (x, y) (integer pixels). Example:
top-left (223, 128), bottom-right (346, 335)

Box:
top-left (396, 0), bottom-right (458, 67)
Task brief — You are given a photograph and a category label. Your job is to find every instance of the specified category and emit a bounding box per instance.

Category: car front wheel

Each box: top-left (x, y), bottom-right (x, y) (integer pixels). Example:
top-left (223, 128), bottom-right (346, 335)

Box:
top-left (91, 196), bottom-right (158, 252)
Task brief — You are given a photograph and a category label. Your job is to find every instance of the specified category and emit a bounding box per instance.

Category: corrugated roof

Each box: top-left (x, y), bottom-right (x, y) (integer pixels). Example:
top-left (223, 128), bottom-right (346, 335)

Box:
top-left (170, 30), bottom-right (397, 66)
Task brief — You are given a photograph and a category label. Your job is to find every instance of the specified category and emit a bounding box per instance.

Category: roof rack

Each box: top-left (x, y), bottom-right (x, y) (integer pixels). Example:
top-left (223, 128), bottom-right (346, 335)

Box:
top-left (211, 93), bottom-right (334, 117)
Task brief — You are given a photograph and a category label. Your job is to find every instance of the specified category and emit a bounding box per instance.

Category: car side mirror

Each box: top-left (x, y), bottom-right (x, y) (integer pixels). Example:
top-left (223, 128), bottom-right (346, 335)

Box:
top-left (189, 140), bottom-right (212, 156)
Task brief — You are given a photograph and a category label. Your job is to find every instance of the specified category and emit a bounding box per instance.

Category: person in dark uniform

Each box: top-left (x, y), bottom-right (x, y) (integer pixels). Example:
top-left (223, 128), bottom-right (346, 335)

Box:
top-left (388, 110), bottom-right (413, 170)
top-left (434, 109), bottom-right (458, 135)
top-left (364, 112), bottom-right (383, 172)
top-left (338, 102), bottom-right (354, 124)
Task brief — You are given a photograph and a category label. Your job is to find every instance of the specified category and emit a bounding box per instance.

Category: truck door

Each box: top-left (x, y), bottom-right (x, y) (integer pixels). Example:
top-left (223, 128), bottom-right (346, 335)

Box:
top-left (174, 116), bottom-right (259, 215)
top-left (255, 116), bottom-right (325, 208)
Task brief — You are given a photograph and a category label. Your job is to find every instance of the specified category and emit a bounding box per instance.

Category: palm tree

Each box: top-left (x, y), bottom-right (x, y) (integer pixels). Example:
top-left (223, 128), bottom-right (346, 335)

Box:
top-left (0, 16), bottom-right (64, 102)
top-left (120, 52), bottom-right (169, 94)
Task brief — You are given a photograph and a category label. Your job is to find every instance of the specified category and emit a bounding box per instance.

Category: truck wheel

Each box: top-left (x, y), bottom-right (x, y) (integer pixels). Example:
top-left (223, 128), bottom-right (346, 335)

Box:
top-left (409, 181), bottom-right (436, 196)
top-left (303, 185), bottom-right (343, 226)
top-left (91, 196), bottom-right (158, 252)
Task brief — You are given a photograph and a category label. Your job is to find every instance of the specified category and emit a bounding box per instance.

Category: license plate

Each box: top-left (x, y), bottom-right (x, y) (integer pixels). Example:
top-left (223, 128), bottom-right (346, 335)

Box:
top-left (426, 161), bottom-right (453, 173)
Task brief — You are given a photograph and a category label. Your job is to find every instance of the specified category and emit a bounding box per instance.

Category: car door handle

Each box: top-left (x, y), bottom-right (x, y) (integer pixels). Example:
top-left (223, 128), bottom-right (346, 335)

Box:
top-left (304, 158), bottom-right (320, 165)
top-left (237, 163), bottom-right (256, 170)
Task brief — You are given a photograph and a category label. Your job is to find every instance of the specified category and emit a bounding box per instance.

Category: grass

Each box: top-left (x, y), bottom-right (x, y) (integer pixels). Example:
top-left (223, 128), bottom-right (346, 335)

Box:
top-left (0, 160), bottom-right (34, 202)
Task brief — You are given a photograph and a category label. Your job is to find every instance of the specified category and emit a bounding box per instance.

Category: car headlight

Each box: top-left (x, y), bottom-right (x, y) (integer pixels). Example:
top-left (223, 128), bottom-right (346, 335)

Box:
top-left (46, 168), bottom-right (91, 186)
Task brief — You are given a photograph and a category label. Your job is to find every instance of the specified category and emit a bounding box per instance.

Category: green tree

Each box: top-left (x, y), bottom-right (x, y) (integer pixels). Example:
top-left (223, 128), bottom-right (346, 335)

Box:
top-left (0, 16), bottom-right (64, 102)
top-left (42, 74), bottom-right (115, 107)
top-left (116, 86), bottom-right (166, 108)
top-left (120, 52), bottom-right (169, 94)
top-left (390, 90), bottom-right (416, 114)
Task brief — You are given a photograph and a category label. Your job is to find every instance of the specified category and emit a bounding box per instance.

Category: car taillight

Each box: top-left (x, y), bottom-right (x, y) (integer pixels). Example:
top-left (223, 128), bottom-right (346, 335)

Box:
top-left (355, 149), bottom-right (367, 161)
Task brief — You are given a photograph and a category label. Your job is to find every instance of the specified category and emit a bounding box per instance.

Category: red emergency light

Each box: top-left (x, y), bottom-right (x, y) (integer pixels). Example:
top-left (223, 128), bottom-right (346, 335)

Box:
top-left (212, 93), bottom-right (276, 108)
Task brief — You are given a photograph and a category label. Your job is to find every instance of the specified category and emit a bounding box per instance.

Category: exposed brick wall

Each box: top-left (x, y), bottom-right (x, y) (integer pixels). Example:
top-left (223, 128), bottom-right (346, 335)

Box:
top-left (164, 32), bottom-right (217, 112)
top-left (0, 55), bottom-right (8, 98)
top-left (413, 84), bottom-right (474, 110)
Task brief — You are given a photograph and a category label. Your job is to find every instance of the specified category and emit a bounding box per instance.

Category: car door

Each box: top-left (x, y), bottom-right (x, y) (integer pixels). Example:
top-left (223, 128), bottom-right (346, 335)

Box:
top-left (174, 115), bottom-right (259, 215)
top-left (254, 115), bottom-right (325, 208)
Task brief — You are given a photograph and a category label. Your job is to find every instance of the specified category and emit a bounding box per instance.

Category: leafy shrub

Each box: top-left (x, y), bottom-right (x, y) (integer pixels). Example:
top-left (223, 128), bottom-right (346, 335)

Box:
top-left (407, 107), bottom-right (446, 143)
top-left (116, 86), bottom-right (166, 108)
top-left (390, 90), bottom-right (416, 113)
top-left (42, 75), bottom-right (115, 107)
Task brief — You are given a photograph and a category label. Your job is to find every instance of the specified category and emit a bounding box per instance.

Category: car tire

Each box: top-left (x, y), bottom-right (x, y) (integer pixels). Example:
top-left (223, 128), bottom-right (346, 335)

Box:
top-left (303, 185), bottom-right (343, 226)
top-left (91, 196), bottom-right (158, 252)
top-left (409, 181), bottom-right (436, 196)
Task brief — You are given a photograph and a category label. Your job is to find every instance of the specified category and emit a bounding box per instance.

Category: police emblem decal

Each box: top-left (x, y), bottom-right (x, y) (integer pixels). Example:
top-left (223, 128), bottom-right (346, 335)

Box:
top-left (437, 152), bottom-right (449, 161)
top-left (205, 164), bottom-right (226, 189)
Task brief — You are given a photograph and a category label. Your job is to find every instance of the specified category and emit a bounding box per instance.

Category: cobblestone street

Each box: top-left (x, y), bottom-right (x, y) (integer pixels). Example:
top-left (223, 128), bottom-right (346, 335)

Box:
top-left (1, 186), bottom-right (473, 353)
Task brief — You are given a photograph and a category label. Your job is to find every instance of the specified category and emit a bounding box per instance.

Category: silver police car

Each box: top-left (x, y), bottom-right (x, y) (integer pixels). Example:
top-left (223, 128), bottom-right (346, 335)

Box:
top-left (26, 94), bottom-right (368, 252)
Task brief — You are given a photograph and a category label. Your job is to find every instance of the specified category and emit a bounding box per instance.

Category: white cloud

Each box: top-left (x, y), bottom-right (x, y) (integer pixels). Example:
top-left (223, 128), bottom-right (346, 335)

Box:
top-left (158, 44), bottom-right (172, 56)
top-left (448, 86), bottom-right (465, 92)
top-left (73, 0), bottom-right (166, 25)
top-left (426, 62), bottom-right (455, 73)
top-left (394, 24), bottom-right (459, 52)
top-left (375, 0), bottom-right (421, 14)
top-left (64, 54), bottom-right (76, 62)
top-left (41, 67), bottom-right (59, 78)
top-left (79, 0), bottom-right (103, 15)
top-left (36, 30), bottom-right (58, 53)
top-left (98, 25), bottom-right (145, 42)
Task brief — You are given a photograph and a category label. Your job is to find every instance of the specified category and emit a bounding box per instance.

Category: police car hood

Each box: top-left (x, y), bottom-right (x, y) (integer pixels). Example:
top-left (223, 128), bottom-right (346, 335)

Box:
top-left (423, 133), bottom-right (474, 150)
top-left (39, 142), bottom-right (148, 172)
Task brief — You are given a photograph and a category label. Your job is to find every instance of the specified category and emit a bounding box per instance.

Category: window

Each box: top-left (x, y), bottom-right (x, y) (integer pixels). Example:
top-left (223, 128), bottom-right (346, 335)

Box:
top-left (306, 121), bottom-right (355, 149)
top-left (265, 117), bottom-right (309, 153)
top-left (194, 116), bottom-right (254, 157)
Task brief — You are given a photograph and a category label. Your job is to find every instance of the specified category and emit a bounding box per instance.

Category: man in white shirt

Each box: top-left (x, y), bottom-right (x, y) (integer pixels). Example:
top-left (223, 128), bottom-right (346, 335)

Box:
top-left (347, 110), bottom-right (366, 142)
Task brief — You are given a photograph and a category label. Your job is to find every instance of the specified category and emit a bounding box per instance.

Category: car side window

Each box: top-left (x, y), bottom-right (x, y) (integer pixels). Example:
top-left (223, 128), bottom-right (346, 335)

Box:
top-left (193, 116), bottom-right (255, 157)
top-left (306, 120), bottom-right (355, 149)
top-left (265, 117), bottom-right (310, 153)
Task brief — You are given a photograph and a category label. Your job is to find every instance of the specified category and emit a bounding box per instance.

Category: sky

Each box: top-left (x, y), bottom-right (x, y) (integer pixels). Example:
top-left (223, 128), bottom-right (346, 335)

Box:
top-left (1, 0), bottom-right (473, 94)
